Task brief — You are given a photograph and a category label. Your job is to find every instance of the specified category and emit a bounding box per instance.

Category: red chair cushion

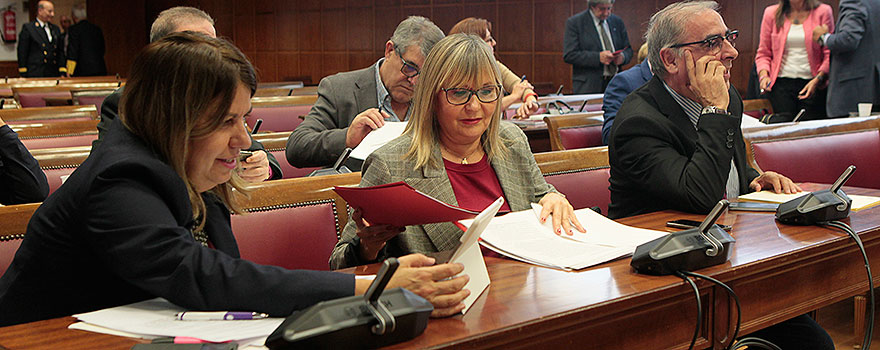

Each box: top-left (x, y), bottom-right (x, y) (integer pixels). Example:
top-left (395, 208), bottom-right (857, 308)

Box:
top-left (559, 125), bottom-right (603, 150)
top-left (269, 150), bottom-right (320, 178)
top-left (248, 106), bottom-right (312, 133)
top-left (231, 203), bottom-right (339, 271)
top-left (18, 91), bottom-right (71, 108)
top-left (751, 130), bottom-right (880, 189)
top-left (544, 167), bottom-right (611, 215)
top-left (20, 134), bottom-right (97, 149)
top-left (43, 167), bottom-right (77, 195)
top-left (74, 95), bottom-right (108, 111)
top-left (1, 238), bottom-right (23, 277)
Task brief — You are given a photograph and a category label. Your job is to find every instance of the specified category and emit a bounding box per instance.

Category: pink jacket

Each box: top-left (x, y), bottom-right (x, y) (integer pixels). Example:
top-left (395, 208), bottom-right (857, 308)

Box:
top-left (755, 4), bottom-right (834, 88)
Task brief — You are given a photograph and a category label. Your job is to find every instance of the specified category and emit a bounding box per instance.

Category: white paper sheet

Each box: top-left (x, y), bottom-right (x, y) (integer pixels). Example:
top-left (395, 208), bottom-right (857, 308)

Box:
top-left (449, 197), bottom-right (502, 314)
top-left (739, 190), bottom-right (880, 211)
top-left (463, 206), bottom-right (667, 270)
top-left (72, 298), bottom-right (284, 343)
top-left (349, 121), bottom-right (407, 160)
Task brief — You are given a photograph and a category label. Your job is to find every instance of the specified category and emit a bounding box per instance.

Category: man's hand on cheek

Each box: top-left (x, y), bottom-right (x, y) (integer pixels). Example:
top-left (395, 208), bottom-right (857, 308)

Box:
top-left (684, 50), bottom-right (729, 110)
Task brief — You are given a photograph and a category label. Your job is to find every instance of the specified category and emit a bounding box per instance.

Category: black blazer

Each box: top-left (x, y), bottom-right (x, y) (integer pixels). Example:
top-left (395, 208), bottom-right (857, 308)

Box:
top-left (0, 125), bottom-right (48, 205)
top-left (17, 21), bottom-right (65, 77)
top-left (66, 20), bottom-right (106, 76)
top-left (0, 121), bottom-right (351, 327)
top-left (607, 76), bottom-right (759, 219)
top-left (563, 11), bottom-right (632, 94)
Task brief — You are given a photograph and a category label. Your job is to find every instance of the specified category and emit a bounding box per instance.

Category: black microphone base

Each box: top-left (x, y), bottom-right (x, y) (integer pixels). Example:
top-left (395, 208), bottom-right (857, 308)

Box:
top-left (631, 226), bottom-right (735, 275)
top-left (776, 189), bottom-right (852, 225)
top-left (265, 288), bottom-right (432, 350)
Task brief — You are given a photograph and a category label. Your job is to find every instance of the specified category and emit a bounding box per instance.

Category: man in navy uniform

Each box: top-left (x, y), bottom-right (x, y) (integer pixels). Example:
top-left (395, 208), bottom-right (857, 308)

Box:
top-left (17, 0), bottom-right (66, 77)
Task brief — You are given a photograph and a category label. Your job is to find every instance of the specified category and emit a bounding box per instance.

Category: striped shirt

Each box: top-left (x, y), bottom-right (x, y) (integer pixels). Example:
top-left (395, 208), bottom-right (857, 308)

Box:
top-left (661, 81), bottom-right (740, 199)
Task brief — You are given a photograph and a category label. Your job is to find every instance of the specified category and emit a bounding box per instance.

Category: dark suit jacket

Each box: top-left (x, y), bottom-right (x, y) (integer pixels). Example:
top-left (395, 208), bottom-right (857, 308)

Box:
top-left (825, 0), bottom-right (880, 117)
top-left (0, 121), bottom-right (352, 326)
top-left (0, 125), bottom-right (48, 205)
top-left (563, 11), bottom-right (632, 94)
top-left (91, 87), bottom-right (282, 179)
top-left (329, 122), bottom-right (557, 269)
top-left (17, 21), bottom-right (65, 77)
top-left (66, 20), bottom-right (107, 77)
top-left (601, 59), bottom-right (652, 144)
top-left (607, 76), bottom-right (759, 219)
top-left (286, 65), bottom-right (378, 169)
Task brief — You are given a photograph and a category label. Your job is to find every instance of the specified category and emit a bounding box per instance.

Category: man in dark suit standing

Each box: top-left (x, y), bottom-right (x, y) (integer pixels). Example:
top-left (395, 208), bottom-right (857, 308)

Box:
top-left (563, 0), bottom-right (632, 94)
top-left (17, 0), bottom-right (66, 77)
top-left (65, 4), bottom-right (106, 76)
top-left (813, 0), bottom-right (880, 117)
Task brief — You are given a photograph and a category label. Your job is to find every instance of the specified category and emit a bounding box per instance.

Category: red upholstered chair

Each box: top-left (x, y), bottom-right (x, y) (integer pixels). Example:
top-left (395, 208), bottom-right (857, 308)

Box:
top-left (535, 147), bottom-right (611, 215)
top-left (231, 202), bottom-right (340, 271)
top-left (20, 134), bottom-right (98, 149)
top-left (0, 203), bottom-right (40, 277)
top-left (43, 166), bottom-right (78, 195)
top-left (749, 129), bottom-right (880, 189)
top-left (543, 112), bottom-right (604, 151)
top-left (247, 105), bottom-right (312, 133)
top-left (230, 173), bottom-right (361, 271)
top-left (0, 237), bottom-right (23, 277)
top-left (268, 149), bottom-right (320, 178)
top-left (16, 91), bottom-right (71, 108)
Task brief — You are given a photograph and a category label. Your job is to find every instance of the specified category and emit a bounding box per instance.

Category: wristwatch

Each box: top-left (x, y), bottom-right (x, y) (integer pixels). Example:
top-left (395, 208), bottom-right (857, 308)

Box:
top-left (701, 106), bottom-right (730, 116)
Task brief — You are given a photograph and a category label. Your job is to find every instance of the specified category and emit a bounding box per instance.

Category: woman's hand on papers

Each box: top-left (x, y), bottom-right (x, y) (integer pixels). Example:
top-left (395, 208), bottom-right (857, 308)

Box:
top-left (353, 208), bottom-right (404, 261)
top-left (538, 192), bottom-right (586, 235)
top-left (749, 171), bottom-right (802, 194)
top-left (390, 254), bottom-right (470, 318)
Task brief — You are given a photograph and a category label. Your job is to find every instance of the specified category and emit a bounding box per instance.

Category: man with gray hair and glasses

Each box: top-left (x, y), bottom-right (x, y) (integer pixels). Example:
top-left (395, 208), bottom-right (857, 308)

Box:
top-left (608, 2), bottom-right (830, 348)
top-left (286, 16), bottom-right (444, 170)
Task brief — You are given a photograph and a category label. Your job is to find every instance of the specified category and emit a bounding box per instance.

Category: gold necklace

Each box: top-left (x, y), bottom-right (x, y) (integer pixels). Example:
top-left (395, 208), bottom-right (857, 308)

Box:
top-left (442, 145), bottom-right (482, 164)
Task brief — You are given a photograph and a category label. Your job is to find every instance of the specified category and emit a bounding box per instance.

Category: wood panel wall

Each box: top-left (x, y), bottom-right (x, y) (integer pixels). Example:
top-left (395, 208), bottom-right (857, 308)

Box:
top-left (88, 0), bottom-right (840, 95)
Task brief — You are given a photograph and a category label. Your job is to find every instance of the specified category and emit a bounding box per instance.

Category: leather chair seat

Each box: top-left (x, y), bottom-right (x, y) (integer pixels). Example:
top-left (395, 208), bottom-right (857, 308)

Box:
top-left (544, 167), bottom-right (611, 214)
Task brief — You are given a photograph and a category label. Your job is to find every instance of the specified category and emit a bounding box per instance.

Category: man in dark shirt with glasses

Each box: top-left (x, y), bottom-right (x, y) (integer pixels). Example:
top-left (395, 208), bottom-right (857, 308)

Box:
top-left (286, 16), bottom-right (444, 170)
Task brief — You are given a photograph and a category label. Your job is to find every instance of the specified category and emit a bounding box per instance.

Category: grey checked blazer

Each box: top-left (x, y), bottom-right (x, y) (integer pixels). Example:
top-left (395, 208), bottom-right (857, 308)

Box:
top-left (329, 122), bottom-right (556, 269)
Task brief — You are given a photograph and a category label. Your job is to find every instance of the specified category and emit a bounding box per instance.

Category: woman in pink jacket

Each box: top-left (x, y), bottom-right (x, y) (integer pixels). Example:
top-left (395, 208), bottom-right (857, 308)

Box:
top-left (755, 0), bottom-right (833, 120)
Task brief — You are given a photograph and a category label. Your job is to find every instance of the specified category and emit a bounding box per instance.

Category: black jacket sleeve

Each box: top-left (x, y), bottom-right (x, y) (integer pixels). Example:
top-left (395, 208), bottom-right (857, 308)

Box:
top-left (0, 125), bottom-right (48, 204)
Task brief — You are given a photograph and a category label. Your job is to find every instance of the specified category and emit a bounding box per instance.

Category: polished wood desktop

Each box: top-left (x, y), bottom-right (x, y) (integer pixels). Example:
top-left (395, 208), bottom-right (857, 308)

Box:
top-left (1, 184), bottom-right (878, 350)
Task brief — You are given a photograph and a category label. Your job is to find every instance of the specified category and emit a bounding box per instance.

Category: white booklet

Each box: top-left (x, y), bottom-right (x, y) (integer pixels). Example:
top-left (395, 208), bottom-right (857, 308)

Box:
top-left (463, 205), bottom-right (666, 271)
top-left (349, 121), bottom-right (407, 160)
top-left (444, 197), bottom-right (503, 314)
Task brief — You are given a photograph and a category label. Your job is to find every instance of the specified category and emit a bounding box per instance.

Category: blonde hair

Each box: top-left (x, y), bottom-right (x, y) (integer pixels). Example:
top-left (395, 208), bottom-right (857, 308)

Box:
top-left (120, 32), bottom-right (256, 230)
top-left (403, 33), bottom-right (507, 170)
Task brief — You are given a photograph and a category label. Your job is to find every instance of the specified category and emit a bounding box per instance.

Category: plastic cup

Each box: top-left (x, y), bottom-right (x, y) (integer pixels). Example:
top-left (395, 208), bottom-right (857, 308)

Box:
top-left (859, 103), bottom-right (873, 117)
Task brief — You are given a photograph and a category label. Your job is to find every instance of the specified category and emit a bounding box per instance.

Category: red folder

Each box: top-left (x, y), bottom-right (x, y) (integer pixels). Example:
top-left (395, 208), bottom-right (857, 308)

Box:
top-left (334, 181), bottom-right (479, 227)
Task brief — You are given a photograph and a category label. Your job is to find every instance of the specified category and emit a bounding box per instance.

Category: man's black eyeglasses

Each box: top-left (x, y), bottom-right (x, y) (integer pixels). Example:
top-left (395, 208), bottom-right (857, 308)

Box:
top-left (669, 30), bottom-right (738, 53)
top-left (394, 46), bottom-right (420, 78)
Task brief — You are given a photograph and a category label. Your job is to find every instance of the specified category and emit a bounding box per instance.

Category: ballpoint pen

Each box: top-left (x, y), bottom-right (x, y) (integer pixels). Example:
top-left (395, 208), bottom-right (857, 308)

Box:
top-left (175, 311), bottom-right (269, 321)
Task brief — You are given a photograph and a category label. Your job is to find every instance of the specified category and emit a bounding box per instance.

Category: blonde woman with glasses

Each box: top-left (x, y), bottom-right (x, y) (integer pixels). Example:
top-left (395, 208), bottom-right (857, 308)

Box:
top-left (330, 34), bottom-right (585, 270)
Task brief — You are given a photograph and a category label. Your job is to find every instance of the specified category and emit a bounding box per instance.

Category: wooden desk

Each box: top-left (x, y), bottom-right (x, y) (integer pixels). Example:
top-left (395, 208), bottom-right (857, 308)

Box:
top-left (2, 184), bottom-right (878, 350)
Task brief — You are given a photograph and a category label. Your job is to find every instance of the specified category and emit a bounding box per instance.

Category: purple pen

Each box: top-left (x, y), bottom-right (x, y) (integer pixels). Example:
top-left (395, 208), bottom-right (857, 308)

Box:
top-left (175, 311), bottom-right (269, 321)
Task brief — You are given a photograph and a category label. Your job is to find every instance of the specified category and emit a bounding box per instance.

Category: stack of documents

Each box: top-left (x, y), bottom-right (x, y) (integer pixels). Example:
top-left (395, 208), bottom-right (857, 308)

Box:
top-left (739, 190), bottom-right (880, 211)
top-left (70, 298), bottom-right (282, 349)
top-left (464, 204), bottom-right (667, 270)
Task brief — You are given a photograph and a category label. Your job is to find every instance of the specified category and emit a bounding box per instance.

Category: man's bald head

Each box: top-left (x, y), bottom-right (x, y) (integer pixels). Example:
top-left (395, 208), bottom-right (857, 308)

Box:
top-left (37, 1), bottom-right (55, 23)
top-left (150, 6), bottom-right (216, 43)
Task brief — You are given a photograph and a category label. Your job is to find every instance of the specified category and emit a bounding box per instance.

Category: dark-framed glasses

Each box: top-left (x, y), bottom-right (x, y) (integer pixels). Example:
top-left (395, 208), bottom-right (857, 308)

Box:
top-left (442, 85), bottom-right (502, 105)
top-left (669, 30), bottom-right (738, 54)
top-left (394, 46), bottom-right (420, 78)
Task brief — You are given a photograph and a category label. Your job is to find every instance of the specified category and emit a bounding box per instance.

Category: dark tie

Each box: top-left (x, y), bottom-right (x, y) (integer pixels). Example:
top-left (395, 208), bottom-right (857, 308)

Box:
top-left (598, 20), bottom-right (617, 76)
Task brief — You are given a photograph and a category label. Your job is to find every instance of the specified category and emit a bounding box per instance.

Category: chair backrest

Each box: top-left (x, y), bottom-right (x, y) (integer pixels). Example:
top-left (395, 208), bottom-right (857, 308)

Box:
top-left (543, 112), bottom-right (604, 151)
top-left (250, 95), bottom-right (318, 107)
top-left (231, 172), bottom-right (362, 270)
top-left (71, 89), bottom-right (115, 111)
top-left (749, 129), bottom-right (880, 189)
top-left (13, 84), bottom-right (121, 107)
top-left (248, 105), bottom-right (312, 133)
top-left (742, 98), bottom-right (773, 119)
top-left (33, 147), bottom-right (90, 195)
top-left (10, 119), bottom-right (98, 138)
top-left (0, 203), bottom-right (41, 277)
top-left (535, 147), bottom-right (611, 214)
top-left (254, 131), bottom-right (321, 178)
top-left (20, 134), bottom-right (98, 149)
top-left (43, 166), bottom-right (78, 195)
top-left (0, 105), bottom-right (98, 123)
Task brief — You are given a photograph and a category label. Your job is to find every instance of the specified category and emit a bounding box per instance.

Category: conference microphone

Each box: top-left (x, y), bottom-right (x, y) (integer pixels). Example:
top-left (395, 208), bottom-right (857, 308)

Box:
top-left (776, 165), bottom-right (855, 225)
top-left (631, 200), bottom-right (736, 275)
top-left (307, 148), bottom-right (353, 177)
